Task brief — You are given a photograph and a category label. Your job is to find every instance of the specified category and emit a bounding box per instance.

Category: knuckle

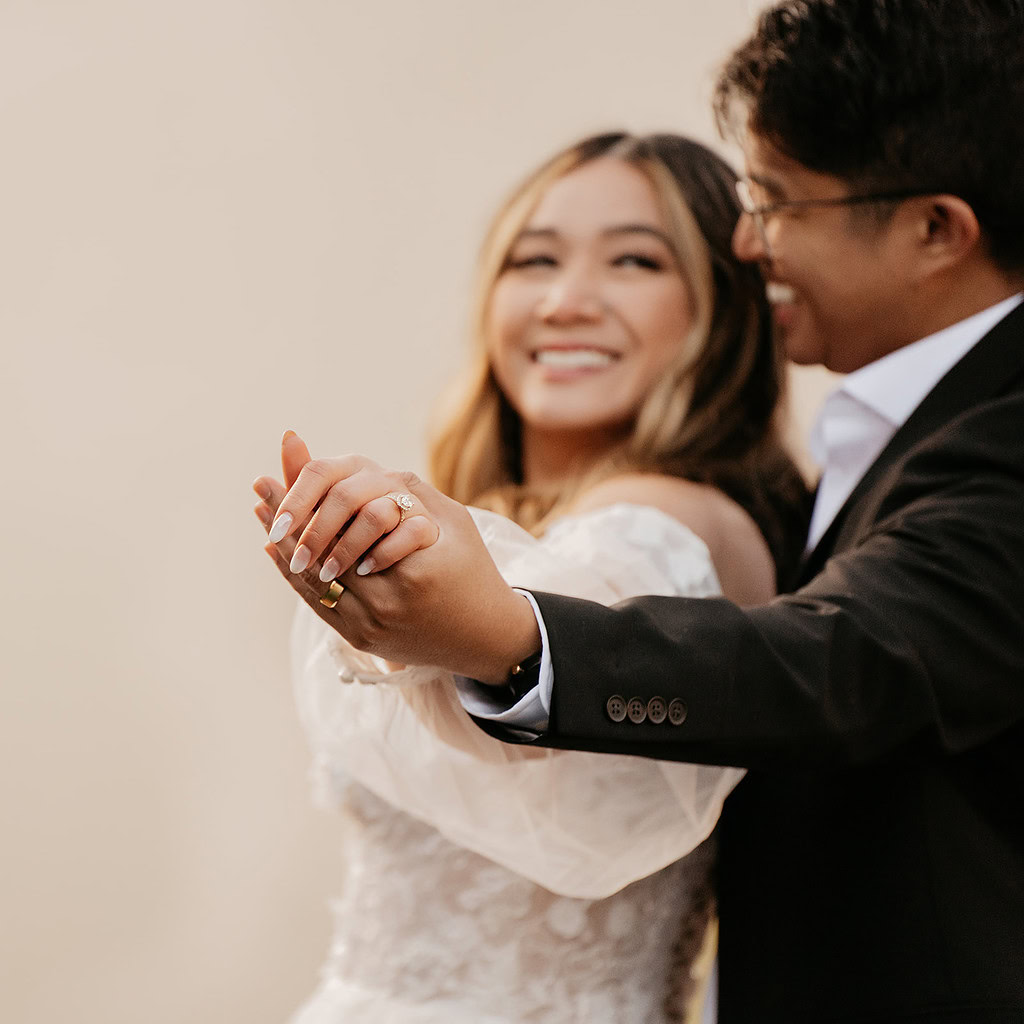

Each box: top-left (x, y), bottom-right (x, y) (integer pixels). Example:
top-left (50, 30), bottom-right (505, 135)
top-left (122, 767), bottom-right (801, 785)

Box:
top-left (400, 470), bottom-right (422, 489)
top-left (326, 480), bottom-right (354, 511)
top-left (302, 459), bottom-right (331, 482)
top-left (359, 505), bottom-right (387, 535)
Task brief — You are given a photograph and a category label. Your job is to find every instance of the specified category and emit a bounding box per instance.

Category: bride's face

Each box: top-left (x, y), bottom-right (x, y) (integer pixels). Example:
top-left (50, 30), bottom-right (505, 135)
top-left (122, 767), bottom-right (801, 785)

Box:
top-left (486, 158), bottom-right (693, 441)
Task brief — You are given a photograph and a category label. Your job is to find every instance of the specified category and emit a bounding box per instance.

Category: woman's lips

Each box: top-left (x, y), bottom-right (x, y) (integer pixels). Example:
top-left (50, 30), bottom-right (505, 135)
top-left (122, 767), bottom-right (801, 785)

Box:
top-left (532, 347), bottom-right (616, 369)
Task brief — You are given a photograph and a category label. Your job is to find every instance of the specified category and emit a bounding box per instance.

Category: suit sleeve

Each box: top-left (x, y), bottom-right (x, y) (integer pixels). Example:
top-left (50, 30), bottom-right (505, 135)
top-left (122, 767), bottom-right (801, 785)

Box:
top-left (533, 405), bottom-right (1024, 770)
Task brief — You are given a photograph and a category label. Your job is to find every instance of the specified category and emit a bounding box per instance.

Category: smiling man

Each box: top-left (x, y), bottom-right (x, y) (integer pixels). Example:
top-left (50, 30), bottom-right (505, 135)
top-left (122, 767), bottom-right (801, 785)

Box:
top-left (260, 1), bottom-right (1024, 1021)
top-left (459, 1), bottom-right (1024, 1019)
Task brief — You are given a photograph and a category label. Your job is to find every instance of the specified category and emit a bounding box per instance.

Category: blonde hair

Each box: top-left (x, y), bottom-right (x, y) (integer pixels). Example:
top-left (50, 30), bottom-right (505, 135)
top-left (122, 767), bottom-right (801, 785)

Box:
top-left (429, 132), bottom-right (807, 578)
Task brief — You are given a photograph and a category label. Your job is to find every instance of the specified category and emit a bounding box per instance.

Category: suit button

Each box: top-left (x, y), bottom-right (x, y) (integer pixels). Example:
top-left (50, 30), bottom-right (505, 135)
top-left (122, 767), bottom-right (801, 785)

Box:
top-left (606, 695), bottom-right (627, 723)
top-left (647, 697), bottom-right (667, 724)
top-left (667, 699), bottom-right (687, 726)
top-left (626, 697), bottom-right (647, 724)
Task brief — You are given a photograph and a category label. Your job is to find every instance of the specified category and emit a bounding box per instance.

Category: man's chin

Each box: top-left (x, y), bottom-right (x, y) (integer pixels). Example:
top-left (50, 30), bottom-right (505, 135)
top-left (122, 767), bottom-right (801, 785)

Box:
top-left (781, 333), bottom-right (826, 369)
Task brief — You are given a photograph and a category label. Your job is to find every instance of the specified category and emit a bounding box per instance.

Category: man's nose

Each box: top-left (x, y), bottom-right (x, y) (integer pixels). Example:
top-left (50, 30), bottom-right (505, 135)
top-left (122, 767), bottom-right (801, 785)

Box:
top-left (732, 210), bottom-right (768, 264)
top-left (535, 270), bottom-right (604, 323)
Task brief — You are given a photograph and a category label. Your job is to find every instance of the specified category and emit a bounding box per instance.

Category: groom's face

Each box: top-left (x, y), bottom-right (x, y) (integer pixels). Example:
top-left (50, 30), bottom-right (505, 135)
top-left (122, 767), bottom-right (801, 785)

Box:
top-left (733, 135), bottom-right (920, 373)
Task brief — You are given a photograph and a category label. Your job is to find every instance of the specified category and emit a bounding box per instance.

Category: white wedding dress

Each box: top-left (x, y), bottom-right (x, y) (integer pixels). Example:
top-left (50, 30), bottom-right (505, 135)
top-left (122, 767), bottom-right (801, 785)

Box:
top-left (288, 504), bottom-right (744, 1024)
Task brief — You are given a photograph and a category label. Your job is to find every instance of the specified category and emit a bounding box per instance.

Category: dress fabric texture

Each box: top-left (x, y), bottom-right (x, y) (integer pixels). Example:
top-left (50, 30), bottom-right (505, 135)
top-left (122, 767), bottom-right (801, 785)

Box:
top-left (289, 504), bottom-right (742, 1023)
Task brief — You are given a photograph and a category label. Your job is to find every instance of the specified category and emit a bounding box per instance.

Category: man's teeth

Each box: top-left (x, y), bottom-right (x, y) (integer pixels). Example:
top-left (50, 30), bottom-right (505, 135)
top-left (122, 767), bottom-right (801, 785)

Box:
top-left (767, 283), bottom-right (796, 304)
top-left (535, 349), bottom-right (615, 368)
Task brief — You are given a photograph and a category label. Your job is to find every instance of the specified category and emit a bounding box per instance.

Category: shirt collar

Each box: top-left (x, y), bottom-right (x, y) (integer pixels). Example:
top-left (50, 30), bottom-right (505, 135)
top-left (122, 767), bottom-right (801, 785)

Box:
top-left (839, 292), bottom-right (1024, 430)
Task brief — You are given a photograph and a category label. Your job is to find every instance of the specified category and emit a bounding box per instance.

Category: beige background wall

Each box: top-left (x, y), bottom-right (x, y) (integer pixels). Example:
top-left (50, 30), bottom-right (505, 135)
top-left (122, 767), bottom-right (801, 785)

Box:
top-left (1, 3), bottom-right (834, 1022)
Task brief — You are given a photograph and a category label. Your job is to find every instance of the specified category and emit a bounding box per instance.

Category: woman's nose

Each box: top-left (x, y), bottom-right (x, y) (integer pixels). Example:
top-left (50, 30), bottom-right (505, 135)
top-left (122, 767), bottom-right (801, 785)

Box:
top-left (535, 271), bottom-right (603, 323)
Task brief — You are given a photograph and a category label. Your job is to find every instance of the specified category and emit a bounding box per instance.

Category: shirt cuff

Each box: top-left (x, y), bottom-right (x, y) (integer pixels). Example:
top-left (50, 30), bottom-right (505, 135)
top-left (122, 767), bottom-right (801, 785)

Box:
top-left (454, 590), bottom-right (554, 731)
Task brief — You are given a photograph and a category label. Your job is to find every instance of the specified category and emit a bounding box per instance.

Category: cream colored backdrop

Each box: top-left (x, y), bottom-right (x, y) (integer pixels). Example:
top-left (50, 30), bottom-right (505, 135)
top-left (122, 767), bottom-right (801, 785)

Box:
top-left (1, 3), bottom-right (835, 1022)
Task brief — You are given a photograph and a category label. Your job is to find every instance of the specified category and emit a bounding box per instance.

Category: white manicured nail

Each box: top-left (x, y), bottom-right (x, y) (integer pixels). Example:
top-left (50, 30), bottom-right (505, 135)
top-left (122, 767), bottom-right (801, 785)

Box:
top-left (356, 557), bottom-right (375, 576)
top-left (319, 559), bottom-right (340, 582)
top-left (290, 545), bottom-right (311, 573)
top-left (268, 511), bottom-right (292, 543)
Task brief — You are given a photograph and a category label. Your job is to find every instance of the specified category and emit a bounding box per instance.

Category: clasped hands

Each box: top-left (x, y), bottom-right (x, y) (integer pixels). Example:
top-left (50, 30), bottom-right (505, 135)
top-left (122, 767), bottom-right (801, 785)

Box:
top-left (253, 431), bottom-right (540, 684)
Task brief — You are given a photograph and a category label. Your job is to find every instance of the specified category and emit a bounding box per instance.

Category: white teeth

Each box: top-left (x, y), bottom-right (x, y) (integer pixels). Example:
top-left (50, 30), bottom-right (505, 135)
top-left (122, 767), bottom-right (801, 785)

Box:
top-left (767, 282), bottom-right (796, 304)
top-left (535, 349), bottom-right (615, 368)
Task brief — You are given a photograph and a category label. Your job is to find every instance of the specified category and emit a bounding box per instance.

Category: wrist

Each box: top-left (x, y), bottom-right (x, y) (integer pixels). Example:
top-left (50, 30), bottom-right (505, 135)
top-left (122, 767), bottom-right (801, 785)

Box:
top-left (475, 592), bottom-right (542, 686)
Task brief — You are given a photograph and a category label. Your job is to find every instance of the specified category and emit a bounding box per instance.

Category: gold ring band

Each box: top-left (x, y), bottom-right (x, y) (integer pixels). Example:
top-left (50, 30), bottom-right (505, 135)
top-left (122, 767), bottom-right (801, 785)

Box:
top-left (385, 491), bottom-right (415, 525)
top-left (319, 580), bottom-right (345, 608)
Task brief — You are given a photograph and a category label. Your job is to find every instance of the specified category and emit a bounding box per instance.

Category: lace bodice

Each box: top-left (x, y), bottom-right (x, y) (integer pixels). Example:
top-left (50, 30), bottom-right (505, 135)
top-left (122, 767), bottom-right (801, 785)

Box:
top-left (289, 504), bottom-right (743, 1023)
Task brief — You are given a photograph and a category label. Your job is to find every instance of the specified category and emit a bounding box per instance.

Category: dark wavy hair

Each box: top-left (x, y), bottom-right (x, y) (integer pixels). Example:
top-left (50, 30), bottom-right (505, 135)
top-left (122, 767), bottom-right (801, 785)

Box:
top-left (714, 0), bottom-right (1024, 271)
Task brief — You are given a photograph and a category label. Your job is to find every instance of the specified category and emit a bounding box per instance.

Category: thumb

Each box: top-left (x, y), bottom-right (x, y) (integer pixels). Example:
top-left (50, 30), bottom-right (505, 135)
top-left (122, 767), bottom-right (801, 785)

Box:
top-left (281, 429), bottom-right (312, 488)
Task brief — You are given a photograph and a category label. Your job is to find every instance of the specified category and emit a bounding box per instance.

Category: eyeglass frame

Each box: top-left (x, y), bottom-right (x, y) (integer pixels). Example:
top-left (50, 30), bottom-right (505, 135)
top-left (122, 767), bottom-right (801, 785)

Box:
top-left (734, 178), bottom-right (936, 254)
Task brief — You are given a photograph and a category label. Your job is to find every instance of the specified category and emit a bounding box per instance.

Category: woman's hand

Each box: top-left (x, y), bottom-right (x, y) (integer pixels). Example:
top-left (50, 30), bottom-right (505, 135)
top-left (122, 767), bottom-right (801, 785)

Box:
top-left (253, 434), bottom-right (541, 683)
top-left (254, 432), bottom-right (439, 583)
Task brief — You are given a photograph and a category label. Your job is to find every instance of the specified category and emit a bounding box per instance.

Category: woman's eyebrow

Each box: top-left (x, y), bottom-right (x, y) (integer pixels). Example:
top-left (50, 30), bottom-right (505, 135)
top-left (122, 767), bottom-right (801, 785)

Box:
top-left (603, 224), bottom-right (673, 246)
top-left (515, 227), bottom-right (560, 240)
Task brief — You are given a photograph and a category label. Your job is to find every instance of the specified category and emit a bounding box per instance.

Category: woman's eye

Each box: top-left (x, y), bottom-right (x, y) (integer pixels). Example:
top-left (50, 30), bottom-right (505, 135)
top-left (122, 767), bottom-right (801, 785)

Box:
top-left (506, 254), bottom-right (558, 270)
top-left (613, 253), bottom-right (663, 271)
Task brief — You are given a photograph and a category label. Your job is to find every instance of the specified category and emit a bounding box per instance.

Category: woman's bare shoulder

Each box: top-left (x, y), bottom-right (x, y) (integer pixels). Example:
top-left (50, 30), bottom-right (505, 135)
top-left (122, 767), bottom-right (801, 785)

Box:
top-left (571, 472), bottom-right (776, 606)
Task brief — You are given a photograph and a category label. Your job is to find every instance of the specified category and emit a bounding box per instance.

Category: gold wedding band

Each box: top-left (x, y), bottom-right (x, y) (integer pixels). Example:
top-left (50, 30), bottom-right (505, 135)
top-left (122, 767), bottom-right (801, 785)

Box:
top-left (320, 580), bottom-right (345, 608)
top-left (385, 491), bottom-right (415, 525)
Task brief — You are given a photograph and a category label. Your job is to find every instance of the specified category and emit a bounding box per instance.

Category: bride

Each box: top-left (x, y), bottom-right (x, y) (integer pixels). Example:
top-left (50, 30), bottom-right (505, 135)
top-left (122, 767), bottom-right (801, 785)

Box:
top-left (254, 132), bottom-right (808, 1022)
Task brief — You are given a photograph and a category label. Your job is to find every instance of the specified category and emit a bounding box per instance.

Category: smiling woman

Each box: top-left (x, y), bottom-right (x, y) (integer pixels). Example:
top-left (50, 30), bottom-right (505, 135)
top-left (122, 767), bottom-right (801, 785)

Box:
top-left (431, 133), bottom-right (808, 559)
top-left (256, 131), bottom-right (811, 1024)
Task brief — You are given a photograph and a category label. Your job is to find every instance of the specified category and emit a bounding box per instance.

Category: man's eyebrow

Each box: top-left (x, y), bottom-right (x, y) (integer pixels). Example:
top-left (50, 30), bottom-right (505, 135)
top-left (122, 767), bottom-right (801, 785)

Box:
top-left (748, 172), bottom-right (787, 199)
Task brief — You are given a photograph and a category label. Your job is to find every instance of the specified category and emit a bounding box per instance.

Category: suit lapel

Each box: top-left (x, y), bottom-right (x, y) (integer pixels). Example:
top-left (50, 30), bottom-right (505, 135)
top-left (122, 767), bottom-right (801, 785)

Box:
top-left (797, 299), bottom-right (1024, 586)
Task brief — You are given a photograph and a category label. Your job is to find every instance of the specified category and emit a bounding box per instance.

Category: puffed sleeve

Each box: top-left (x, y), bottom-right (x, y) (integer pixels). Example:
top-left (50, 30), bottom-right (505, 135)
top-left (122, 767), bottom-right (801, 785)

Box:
top-left (291, 504), bottom-right (744, 899)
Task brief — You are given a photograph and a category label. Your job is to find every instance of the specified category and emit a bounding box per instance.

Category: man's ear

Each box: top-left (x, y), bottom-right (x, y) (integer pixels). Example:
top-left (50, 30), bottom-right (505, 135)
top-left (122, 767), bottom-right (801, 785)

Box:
top-left (914, 194), bottom-right (982, 274)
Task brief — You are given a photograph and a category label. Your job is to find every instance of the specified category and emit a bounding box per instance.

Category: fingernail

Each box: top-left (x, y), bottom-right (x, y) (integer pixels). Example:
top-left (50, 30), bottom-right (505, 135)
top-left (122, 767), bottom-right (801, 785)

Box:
top-left (255, 503), bottom-right (272, 525)
top-left (319, 558), bottom-right (340, 582)
top-left (253, 479), bottom-right (271, 500)
top-left (356, 557), bottom-right (375, 576)
top-left (282, 429), bottom-right (296, 443)
top-left (268, 512), bottom-right (293, 543)
top-left (290, 545), bottom-right (312, 573)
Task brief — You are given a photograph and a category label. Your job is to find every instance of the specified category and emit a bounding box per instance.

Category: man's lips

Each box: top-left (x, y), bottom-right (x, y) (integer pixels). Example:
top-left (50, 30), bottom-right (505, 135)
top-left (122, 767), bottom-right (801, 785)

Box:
top-left (766, 282), bottom-right (796, 305)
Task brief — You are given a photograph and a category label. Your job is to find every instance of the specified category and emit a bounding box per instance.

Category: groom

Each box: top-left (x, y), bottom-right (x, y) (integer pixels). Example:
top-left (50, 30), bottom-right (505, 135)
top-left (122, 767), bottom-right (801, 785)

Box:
top-left (459, 2), bottom-right (1024, 1021)
top-left (265, 1), bottom-right (1024, 1020)
top-left (439, 2), bottom-right (1024, 1021)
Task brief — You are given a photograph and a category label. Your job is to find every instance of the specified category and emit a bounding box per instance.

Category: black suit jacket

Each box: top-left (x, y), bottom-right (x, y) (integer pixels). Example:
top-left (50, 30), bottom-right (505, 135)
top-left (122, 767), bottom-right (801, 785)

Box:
top-left (503, 302), bottom-right (1024, 1023)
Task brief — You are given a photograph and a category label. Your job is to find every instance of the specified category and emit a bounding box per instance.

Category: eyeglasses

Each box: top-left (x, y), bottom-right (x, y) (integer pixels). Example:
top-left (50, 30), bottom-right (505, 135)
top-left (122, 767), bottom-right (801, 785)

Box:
top-left (735, 179), bottom-right (933, 254)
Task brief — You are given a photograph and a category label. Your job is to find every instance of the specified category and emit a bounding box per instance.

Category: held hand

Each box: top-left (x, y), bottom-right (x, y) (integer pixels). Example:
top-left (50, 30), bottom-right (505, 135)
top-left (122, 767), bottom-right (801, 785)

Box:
top-left (253, 450), bottom-right (540, 683)
top-left (256, 433), bottom-right (439, 583)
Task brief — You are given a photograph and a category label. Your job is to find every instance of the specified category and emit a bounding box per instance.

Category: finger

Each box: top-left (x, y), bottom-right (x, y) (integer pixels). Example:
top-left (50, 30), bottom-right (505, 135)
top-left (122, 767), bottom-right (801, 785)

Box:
top-left (281, 430), bottom-right (312, 489)
top-left (254, 500), bottom-right (273, 529)
top-left (252, 475), bottom-right (281, 502)
top-left (268, 455), bottom-right (379, 545)
top-left (288, 469), bottom-right (407, 573)
top-left (264, 541), bottom-right (357, 619)
top-left (317, 495), bottom-right (402, 581)
top-left (355, 514), bottom-right (440, 575)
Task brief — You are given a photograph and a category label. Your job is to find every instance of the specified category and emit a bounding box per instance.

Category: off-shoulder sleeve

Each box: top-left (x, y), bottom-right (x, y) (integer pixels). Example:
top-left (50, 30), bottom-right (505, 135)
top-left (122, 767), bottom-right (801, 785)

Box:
top-left (291, 504), bottom-right (744, 899)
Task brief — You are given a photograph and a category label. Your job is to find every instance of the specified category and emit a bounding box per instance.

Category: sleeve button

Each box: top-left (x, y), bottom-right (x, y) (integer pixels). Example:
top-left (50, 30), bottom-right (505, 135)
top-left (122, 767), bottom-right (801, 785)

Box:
top-left (647, 696), bottom-right (667, 724)
top-left (606, 695), bottom-right (627, 723)
top-left (667, 699), bottom-right (688, 726)
top-left (626, 697), bottom-right (647, 724)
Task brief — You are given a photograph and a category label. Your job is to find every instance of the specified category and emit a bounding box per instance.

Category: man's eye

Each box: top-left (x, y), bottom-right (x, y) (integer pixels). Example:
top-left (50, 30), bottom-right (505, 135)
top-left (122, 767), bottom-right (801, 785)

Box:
top-left (614, 253), bottom-right (663, 271)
